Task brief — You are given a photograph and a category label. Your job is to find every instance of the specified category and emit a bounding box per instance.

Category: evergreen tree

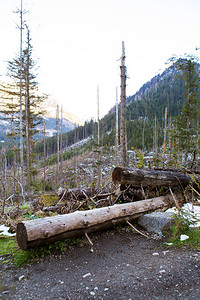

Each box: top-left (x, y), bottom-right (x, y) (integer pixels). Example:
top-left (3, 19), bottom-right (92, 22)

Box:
top-left (169, 55), bottom-right (200, 165)
top-left (3, 25), bottom-right (46, 187)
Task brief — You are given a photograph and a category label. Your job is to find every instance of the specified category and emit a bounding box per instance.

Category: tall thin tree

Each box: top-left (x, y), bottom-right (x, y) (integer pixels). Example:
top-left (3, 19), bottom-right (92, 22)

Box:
top-left (115, 87), bottom-right (119, 164)
top-left (60, 105), bottom-right (63, 185)
top-left (19, 0), bottom-right (24, 191)
top-left (43, 120), bottom-right (46, 191)
top-left (120, 41), bottom-right (127, 166)
top-left (56, 104), bottom-right (60, 188)
top-left (97, 85), bottom-right (101, 188)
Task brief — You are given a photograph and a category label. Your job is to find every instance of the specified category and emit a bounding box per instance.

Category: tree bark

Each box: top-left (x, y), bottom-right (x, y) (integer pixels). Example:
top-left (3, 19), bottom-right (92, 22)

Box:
top-left (112, 167), bottom-right (195, 187)
top-left (16, 195), bottom-right (172, 250)
top-left (120, 41), bottom-right (127, 166)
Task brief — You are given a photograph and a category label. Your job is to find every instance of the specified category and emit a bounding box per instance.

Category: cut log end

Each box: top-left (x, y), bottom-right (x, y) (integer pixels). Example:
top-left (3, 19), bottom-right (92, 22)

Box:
top-left (112, 167), bottom-right (124, 184)
top-left (16, 222), bottom-right (28, 250)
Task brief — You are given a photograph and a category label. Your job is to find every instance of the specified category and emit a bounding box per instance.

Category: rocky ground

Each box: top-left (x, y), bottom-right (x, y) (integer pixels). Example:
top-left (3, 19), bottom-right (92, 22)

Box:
top-left (0, 228), bottom-right (200, 300)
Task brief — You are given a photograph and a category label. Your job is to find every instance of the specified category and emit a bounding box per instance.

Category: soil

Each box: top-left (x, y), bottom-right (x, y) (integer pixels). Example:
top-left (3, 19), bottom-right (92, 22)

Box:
top-left (0, 228), bottom-right (200, 300)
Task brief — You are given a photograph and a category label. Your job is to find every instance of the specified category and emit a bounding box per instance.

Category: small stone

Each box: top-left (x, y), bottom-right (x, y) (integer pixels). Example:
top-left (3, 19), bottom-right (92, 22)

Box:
top-left (152, 252), bottom-right (159, 256)
top-left (83, 272), bottom-right (91, 278)
top-left (19, 275), bottom-right (25, 281)
top-left (90, 291), bottom-right (95, 296)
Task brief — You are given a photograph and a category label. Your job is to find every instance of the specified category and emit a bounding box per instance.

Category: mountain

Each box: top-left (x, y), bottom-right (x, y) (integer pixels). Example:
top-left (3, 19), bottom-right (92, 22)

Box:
top-left (0, 113), bottom-right (78, 142)
top-left (42, 97), bottom-right (83, 126)
top-left (102, 66), bottom-right (186, 150)
top-left (1, 66), bottom-right (187, 154)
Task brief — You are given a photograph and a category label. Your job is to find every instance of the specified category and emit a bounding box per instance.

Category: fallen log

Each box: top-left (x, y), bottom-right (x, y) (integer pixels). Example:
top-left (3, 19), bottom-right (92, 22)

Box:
top-left (16, 195), bottom-right (172, 250)
top-left (112, 167), bottom-right (195, 187)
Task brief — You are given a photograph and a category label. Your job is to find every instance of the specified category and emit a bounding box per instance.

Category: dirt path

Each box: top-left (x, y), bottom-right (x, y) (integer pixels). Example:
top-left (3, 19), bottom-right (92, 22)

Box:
top-left (1, 228), bottom-right (200, 300)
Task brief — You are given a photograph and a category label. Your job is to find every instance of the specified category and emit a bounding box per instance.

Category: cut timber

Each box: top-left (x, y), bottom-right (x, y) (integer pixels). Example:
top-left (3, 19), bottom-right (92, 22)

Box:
top-left (16, 195), bottom-right (172, 250)
top-left (112, 167), bottom-right (194, 187)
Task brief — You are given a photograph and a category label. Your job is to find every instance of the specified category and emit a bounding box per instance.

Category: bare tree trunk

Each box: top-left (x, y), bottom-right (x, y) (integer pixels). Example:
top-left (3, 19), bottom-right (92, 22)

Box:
top-left (142, 118), bottom-right (145, 152)
top-left (120, 41), bottom-right (127, 166)
top-left (163, 107), bottom-right (168, 164)
top-left (43, 120), bottom-right (46, 191)
top-left (56, 104), bottom-right (60, 189)
top-left (60, 105), bottom-right (63, 185)
top-left (73, 126), bottom-right (77, 188)
top-left (11, 98), bottom-right (16, 193)
top-left (115, 87), bottom-right (119, 164)
top-left (3, 150), bottom-right (7, 198)
top-left (97, 86), bottom-right (101, 188)
top-left (19, 0), bottom-right (24, 194)
top-left (154, 115), bottom-right (157, 155)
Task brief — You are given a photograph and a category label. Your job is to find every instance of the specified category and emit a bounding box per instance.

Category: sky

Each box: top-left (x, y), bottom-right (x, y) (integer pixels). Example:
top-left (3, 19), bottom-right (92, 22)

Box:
top-left (0, 0), bottom-right (200, 122)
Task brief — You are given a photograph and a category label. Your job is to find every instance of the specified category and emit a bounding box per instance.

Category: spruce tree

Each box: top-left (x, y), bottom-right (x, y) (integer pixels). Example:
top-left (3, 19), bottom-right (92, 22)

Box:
top-left (4, 25), bottom-right (45, 188)
top-left (169, 55), bottom-right (200, 165)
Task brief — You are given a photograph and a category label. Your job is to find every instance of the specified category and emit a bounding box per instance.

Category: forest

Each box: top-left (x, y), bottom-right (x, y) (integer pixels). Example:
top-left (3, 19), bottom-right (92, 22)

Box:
top-left (0, 2), bottom-right (199, 228)
top-left (0, 3), bottom-right (200, 283)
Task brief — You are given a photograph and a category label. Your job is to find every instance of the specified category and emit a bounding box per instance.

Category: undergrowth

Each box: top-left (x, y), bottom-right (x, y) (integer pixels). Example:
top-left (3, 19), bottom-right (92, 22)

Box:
top-left (0, 237), bottom-right (81, 268)
top-left (167, 213), bottom-right (200, 250)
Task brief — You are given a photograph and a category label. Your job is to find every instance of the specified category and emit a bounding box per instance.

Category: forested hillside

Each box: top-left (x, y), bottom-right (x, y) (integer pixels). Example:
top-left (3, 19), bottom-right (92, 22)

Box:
top-left (0, 60), bottom-right (199, 194)
top-left (36, 66), bottom-right (186, 158)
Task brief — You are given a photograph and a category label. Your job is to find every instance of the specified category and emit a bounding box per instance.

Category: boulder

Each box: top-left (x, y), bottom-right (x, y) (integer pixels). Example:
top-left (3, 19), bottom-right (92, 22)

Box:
top-left (138, 211), bottom-right (175, 234)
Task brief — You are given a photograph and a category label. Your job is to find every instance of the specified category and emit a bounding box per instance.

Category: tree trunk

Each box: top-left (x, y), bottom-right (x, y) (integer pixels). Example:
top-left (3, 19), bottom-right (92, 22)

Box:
top-left (16, 195), bottom-right (172, 250)
top-left (120, 41), bottom-right (127, 166)
top-left (56, 104), bottom-right (60, 188)
top-left (115, 87), bottom-right (119, 164)
top-left (19, 0), bottom-right (24, 192)
top-left (112, 167), bottom-right (195, 187)
top-left (43, 120), bottom-right (46, 191)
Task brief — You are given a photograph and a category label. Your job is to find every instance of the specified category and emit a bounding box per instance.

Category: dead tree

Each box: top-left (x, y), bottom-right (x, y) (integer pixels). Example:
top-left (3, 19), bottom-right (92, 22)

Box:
top-left (115, 87), bottom-right (119, 164)
top-left (43, 120), bottom-right (46, 191)
top-left (56, 104), bottom-right (60, 188)
top-left (120, 41), bottom-right (127, 166)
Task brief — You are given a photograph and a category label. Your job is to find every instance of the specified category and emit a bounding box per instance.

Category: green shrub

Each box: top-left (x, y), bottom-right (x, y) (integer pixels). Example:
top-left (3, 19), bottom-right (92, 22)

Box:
top-left (168, 213), bottom-right (200, 249)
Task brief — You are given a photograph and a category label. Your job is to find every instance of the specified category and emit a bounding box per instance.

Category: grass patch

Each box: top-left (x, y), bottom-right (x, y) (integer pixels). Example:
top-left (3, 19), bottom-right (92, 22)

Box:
top-left (167, 214), bottom-right (200, 250)
top-left (0, 237), bottom-right (17, 256)
top-left (0, 236), bottom-right (70, 268)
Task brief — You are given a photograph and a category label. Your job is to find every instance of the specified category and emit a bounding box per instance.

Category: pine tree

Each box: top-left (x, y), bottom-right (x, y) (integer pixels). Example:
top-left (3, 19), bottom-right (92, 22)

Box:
top-left (169, 55), bottom-right (200, 165)
top-left (5, 25), bottom-right (45, 188)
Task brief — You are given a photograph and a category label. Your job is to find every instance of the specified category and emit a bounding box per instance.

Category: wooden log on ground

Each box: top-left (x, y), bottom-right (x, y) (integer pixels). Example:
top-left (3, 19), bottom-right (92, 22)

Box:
top-left (112, 167), bottom-right (195, 187)
top-left (16, 195), bottom-right (172, 250)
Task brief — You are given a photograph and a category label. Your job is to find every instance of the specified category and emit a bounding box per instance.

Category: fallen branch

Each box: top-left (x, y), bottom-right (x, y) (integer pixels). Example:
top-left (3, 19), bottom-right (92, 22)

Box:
top-left (126, 220), bottom-right (150, 239)
top-left (169, 187), bottom-right (181, 210)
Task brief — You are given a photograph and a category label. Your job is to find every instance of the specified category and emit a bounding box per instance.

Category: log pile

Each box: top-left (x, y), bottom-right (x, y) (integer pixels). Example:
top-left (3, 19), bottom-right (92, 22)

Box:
top-left (16, 167), bottom-right (199, 250)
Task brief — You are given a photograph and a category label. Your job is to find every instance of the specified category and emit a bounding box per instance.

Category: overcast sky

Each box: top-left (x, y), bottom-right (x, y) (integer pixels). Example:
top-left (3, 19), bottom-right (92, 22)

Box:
top-left (0, 0), bottom-right (200, 122)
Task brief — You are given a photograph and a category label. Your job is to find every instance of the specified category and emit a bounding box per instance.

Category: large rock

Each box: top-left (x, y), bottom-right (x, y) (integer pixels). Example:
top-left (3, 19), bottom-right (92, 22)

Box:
top-left (138, 211), bottom-right (175, 234)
